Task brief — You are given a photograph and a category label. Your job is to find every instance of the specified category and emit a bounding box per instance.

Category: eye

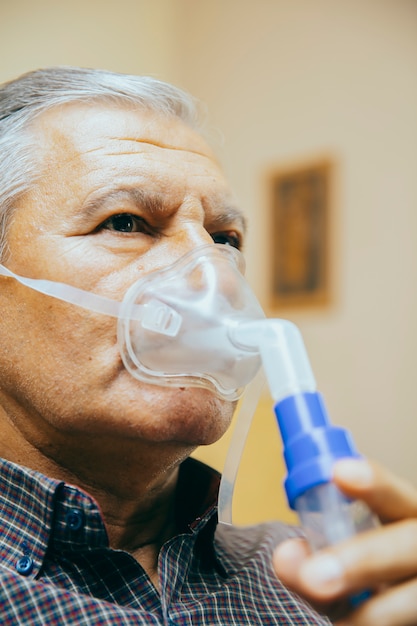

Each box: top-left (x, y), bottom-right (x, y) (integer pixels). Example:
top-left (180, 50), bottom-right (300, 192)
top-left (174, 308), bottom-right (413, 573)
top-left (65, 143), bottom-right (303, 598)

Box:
top-left (99, 213), bottom-right (153, 234)
top-left (211, 231), bottom-right (242, 249)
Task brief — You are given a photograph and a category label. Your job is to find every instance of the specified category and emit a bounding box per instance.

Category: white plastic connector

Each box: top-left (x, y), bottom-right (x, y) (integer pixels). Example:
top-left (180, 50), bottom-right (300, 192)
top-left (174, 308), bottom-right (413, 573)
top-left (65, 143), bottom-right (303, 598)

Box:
top-left (140, 300), bottom-right (182, 337)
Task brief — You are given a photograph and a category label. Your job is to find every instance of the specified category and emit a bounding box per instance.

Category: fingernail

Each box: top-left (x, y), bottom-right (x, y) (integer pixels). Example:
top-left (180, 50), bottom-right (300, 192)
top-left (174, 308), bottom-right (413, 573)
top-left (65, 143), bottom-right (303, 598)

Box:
top-left (301, 554), bottom-right (344, 592)
top-left (334, 458), bottom-right (373, 486)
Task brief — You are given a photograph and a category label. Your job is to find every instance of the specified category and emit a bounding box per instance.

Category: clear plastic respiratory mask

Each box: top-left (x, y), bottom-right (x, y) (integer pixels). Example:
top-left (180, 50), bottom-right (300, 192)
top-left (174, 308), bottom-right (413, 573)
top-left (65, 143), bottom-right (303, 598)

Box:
top-left (119, 245), bottom-right (265, 400)
top-left (0, 244), bottom-right (265, 401)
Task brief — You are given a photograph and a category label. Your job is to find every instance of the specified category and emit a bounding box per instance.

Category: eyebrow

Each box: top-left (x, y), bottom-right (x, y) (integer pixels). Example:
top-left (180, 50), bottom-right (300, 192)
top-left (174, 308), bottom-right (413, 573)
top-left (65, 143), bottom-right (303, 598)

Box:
top-left (81, 187), bottom-right (247, 233)
top-left (81, 188), bottom-right (164, 218)
top-left (208, 207), bottom-right (247, 234)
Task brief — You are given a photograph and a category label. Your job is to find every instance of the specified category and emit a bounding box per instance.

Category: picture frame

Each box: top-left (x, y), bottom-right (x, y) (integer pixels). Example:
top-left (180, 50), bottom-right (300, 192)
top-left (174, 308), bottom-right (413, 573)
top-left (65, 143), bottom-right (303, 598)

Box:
top-left (268, 159), bottom-right (332, 309)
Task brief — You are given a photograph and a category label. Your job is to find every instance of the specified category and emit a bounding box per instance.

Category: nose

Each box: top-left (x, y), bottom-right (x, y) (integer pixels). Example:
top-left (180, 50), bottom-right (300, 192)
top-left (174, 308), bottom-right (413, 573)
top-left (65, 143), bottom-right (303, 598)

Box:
top-left (143, 244), bottom-right (250, 325)
top-left (171, 243), bottom-right (247, 315)
top-left (176, 222), bottom-right (214, 252)
top-left (158, 221), bottom-right (215, 269)
top-left (165, 195), bottom-right (220, 259)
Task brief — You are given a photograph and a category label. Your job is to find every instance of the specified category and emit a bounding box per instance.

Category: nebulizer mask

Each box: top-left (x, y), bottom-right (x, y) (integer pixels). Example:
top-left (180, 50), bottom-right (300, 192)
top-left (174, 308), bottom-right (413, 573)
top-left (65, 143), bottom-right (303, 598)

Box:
top-left (0, 244), bottom-right (263, 401)
top-left (0, 244), bottom-right (377, 553)
top-left (118, 244), bottom-right (264, 401)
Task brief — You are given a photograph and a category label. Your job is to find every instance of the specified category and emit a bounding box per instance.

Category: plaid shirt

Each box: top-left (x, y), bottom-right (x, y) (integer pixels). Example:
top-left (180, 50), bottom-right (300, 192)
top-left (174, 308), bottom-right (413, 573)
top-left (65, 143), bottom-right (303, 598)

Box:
top-left (0, 456), bottom-right (330, 625)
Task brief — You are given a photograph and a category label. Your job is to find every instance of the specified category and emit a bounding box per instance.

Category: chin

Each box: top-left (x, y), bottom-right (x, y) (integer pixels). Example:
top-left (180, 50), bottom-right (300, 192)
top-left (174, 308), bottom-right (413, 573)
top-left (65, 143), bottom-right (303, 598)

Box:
top-left (129, 384), bottom-right (237, 445)
top-left (88, 371), bottom-right (236, 445)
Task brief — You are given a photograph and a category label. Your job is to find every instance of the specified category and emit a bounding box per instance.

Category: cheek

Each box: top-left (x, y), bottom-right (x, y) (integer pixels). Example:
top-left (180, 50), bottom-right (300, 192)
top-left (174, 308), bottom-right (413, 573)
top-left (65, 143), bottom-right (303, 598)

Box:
top-left (0, 307), bottom-right (121, 439)
top-left (39, 309), bottom-right (117, 366)
top-left (0, 290), bottom-right (119, 392)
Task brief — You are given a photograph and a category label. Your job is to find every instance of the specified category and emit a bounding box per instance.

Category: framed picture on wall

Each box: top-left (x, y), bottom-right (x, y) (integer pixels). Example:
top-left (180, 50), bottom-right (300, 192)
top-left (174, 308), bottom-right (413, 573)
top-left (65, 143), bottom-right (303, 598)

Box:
top-left (268, 159), bottom-right (332, 309)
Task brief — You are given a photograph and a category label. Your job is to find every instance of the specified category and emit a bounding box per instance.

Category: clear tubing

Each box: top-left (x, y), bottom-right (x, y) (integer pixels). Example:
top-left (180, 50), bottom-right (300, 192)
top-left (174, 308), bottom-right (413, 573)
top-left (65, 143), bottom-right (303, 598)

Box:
top-left (217, 369), bottom-right (265, 525)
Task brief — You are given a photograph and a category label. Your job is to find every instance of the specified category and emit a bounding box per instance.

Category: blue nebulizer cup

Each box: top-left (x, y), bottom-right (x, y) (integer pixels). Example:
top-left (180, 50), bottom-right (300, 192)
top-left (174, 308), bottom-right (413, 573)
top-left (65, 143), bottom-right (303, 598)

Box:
top-left (225, 319), bottom-right (378, 552)
top-left (274, 390), bottom-right (378, 551)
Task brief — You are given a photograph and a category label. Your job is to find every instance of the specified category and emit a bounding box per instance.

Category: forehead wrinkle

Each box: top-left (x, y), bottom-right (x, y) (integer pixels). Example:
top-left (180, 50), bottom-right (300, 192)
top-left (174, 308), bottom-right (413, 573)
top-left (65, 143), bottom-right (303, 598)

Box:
top-left (106, 136), bottom-right (215, 160)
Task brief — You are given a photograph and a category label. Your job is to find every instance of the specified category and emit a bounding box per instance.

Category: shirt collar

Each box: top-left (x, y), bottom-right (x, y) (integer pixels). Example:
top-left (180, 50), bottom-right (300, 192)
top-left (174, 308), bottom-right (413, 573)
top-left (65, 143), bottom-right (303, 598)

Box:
top-left (175, 457), bottom-right (220, 533)
top-left (0, 458), bottom-right (64, 577)
top-left (0, 456), bottom-right (221, 579)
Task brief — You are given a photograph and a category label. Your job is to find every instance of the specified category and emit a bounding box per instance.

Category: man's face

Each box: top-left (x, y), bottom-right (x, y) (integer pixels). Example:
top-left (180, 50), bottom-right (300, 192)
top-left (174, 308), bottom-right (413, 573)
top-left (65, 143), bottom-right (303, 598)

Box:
top-left (0, 103), bottom-right (245, 448)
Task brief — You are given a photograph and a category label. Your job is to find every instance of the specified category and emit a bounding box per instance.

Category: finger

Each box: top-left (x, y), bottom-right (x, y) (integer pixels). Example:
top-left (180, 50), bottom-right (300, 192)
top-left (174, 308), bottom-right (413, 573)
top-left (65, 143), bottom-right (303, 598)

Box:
top-left (299, 518), bottom-right (417, 599)
top-left (333, 459), bottom-right (417, 522)
top-left (273, 537), bottom-right (357, 620)
top-left (336, 578), bottom-right (417, 626)
top-left (273, 537), bottom-right (311, 589)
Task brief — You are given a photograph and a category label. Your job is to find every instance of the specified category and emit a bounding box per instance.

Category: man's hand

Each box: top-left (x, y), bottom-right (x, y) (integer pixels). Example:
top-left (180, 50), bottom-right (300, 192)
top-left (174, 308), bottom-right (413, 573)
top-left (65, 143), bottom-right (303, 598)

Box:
top-left (273, 459), bottom-right (417, 625)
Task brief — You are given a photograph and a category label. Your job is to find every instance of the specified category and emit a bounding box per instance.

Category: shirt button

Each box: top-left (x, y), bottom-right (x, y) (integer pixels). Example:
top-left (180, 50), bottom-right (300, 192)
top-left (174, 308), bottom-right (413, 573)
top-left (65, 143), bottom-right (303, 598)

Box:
top-left (16, 556), bottom-right (34, 576)
top-left (66, 508), bottom-right (85, 531)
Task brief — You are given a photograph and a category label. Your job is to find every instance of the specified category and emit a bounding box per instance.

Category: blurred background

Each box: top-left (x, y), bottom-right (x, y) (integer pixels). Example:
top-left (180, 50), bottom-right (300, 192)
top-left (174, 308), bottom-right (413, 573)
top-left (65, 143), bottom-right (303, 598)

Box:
top-left (1, 0), bottom-right (416, 524)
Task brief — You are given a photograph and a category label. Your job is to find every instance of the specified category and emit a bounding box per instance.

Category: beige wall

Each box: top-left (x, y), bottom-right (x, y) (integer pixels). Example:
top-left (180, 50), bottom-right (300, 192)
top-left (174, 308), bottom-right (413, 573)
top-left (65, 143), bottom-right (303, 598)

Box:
top-left (0, 0), bottom-right (181, 83)
top-left (1, 0), bottom-right (416, 524)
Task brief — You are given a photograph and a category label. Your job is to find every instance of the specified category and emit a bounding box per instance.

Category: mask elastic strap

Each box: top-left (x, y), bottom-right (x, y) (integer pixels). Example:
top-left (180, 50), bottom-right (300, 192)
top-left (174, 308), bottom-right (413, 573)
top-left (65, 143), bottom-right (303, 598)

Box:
top-left (0, 263), bottom-right (121, 317)
top-left (0, 263), bottom-right (183, 336)
top-left (217, 367), bottom-right (265, 525)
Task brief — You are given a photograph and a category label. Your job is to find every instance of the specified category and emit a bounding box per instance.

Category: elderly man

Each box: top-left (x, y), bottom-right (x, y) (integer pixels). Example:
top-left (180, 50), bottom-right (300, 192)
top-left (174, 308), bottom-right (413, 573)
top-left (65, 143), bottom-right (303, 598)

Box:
top-left (0, 67), bottom-right (416, 625)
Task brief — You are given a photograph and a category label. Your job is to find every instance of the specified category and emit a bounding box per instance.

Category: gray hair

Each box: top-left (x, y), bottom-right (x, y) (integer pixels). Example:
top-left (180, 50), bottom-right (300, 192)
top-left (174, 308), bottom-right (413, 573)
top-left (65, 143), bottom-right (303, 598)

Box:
top-left (0, 66), bottom-right (202, 259)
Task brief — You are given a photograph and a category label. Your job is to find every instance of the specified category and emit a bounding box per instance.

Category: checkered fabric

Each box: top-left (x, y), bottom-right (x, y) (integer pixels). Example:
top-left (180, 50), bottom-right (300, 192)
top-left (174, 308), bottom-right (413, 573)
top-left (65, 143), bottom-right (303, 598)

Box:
top-left (0, 457), bottom-right (330, 625)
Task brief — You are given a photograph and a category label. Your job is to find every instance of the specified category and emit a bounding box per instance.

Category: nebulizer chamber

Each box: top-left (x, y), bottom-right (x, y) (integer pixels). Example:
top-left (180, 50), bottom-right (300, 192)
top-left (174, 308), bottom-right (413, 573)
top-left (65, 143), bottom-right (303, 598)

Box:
top-left (223, 319), bottom-right (377, 550)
